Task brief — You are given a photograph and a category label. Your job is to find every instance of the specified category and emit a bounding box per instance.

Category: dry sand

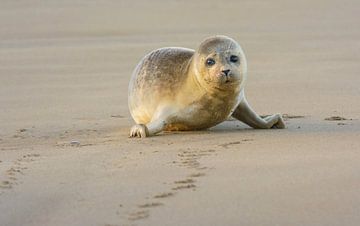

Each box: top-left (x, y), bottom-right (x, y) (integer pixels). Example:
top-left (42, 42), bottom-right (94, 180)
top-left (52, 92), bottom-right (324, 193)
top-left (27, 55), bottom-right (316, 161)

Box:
top-left (1, 1), bottom-right (360, 226)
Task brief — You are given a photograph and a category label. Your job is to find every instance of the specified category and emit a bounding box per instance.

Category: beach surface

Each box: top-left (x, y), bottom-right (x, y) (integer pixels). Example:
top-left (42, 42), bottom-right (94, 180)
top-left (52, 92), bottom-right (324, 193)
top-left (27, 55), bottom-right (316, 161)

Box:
top-left (1, 1), bottom-right (360, 226)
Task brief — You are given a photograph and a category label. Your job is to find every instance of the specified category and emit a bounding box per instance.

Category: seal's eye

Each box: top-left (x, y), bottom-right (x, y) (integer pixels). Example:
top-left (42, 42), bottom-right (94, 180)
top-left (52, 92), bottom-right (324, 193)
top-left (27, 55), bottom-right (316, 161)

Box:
top-left (230, 55), bottom-right (239, 63)
top-left (206, 58), bottom-right (216, 66)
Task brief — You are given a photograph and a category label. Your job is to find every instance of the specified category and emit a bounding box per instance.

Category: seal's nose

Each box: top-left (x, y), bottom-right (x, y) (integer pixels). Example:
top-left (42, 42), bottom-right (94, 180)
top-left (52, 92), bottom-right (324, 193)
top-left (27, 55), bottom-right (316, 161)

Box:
top-left (222, 69), bottom-right (230, 76)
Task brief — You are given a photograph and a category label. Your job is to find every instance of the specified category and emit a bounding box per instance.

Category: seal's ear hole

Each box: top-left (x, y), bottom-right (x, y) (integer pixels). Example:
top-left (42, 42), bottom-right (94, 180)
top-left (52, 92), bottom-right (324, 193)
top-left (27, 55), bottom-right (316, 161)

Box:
top-left (206, 58), bottom-right (216, 67)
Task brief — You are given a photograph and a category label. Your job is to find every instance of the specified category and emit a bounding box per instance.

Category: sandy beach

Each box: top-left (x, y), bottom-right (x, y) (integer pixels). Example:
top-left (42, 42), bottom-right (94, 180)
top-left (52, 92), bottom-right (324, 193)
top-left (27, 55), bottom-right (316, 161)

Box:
top-left (1, 1), bottom-right (360, 225)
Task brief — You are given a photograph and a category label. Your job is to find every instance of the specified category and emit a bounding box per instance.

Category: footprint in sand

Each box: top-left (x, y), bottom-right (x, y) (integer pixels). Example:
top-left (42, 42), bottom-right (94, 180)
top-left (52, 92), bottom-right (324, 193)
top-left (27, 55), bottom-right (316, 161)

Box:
top-left (218, 139), bottom-right (253, 149)
top-left (325, 116), bottom-right (347, 121)
top-left (325, 116), bottom-right (354, 126)
top-left (325, 116), bottom-right (353, 121)
top-left (123, 148), bottom-right (215, 224)
top-left (172, 178), bottom-right (197, 190)
top-left (128, 210), bottom-right (150, 221)
top-left (219, 141), bottom-right (241, 149)
top-left (153, 192), bottom-right (175, 199)
top-left (110, 115), bottom-right (125, 118)
top-left (172, 184), bottom-right (196, 190)
top-left (189, 172), bottom-right (206, 178)
top-left (177, 149), bottom-right (216, 169)
top-left (174, 178), bottom-right (196, 184)
top-left (0, 181), bottom-right (12, 189)
top-left (0, 153), bottom-right (40, 193)
top-left (138, 202), bottom-right (164, 208)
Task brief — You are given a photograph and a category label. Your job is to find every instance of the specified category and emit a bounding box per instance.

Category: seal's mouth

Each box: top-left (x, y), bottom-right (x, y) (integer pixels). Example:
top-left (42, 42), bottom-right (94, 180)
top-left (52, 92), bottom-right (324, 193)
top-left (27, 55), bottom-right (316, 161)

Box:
top-left (220, 75), bottom-right (234, 84)
top-left (204, 74), bottom-right (241, 88)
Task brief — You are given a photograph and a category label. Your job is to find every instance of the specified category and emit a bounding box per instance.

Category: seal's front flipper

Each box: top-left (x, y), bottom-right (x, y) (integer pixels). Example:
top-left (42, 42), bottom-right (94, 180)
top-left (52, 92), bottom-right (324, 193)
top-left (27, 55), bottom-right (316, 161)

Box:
top-left (232, 97), bottom-right (285, 129)
top-left (129, 119), bottom-right (168, 138)
top-left (129, 107), bottom-right (174, 138)
top-left (129, 124), bottom-right (149, 138)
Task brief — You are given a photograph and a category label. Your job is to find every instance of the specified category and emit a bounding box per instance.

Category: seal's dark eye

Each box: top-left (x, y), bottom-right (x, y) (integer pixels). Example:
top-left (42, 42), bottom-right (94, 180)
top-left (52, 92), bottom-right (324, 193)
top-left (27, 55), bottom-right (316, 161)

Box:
top-left (206, 58), bottom-right (216, 66)
top-left (230, 55), bottom-right (239, 63)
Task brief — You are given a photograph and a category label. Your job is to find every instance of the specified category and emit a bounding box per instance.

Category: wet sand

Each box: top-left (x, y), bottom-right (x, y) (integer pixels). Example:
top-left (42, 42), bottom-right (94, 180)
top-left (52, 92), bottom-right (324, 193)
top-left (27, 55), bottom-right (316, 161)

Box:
top-left (1, 1), bottom-right (360, 226)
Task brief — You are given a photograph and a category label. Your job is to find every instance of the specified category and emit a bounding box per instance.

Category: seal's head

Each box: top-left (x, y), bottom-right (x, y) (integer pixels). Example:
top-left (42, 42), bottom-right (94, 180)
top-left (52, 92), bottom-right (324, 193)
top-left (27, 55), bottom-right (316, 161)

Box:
top-left (192, 35), bottom-right (247, 92)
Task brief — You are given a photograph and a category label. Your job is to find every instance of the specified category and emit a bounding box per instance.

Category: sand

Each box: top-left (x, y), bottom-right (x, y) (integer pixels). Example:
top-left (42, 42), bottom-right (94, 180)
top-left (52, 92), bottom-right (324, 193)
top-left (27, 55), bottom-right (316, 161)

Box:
top-left (1, 1), bottom-right (360, 226)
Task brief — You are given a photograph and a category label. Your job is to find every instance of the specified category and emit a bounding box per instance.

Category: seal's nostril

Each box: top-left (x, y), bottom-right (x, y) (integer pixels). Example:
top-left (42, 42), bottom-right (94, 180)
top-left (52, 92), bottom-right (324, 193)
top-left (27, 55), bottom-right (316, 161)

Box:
top-left (222, 69), bottom-right (230, 76)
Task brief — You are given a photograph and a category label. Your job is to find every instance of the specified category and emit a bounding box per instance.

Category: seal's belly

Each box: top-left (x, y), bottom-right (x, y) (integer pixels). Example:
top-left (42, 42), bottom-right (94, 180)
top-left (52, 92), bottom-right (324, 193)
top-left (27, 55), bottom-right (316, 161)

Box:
top-left (164, 123), bottom-right (194, 131)
top-left (164, 99), bottom-right (237, 131)
top-left (164, 120), bottom-right (222, 131)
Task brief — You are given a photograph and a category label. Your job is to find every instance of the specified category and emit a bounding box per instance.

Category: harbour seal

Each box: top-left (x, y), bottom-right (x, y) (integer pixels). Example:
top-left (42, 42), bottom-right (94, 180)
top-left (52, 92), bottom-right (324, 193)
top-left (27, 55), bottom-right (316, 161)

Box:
top-left (128, 35), bottom-right (285, 137)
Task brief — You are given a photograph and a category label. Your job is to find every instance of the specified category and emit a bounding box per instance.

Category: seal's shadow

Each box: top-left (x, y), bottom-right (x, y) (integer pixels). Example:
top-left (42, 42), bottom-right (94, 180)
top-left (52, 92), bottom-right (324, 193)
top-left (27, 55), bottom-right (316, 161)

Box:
top-left (159, 120), bottom-right (253, 137)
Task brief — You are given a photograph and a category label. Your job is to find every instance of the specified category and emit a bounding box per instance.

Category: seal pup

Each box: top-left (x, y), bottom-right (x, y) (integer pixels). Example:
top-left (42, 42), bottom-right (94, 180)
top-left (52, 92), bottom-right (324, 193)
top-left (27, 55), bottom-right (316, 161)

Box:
top-left (128, 35), bottom-right (285, 137)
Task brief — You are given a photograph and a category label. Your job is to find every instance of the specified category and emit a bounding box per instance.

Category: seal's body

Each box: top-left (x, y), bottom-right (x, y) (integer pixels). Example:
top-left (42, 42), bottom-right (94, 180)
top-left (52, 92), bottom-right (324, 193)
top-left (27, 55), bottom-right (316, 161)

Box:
top-left (128, 36), bottom-right (284, 137)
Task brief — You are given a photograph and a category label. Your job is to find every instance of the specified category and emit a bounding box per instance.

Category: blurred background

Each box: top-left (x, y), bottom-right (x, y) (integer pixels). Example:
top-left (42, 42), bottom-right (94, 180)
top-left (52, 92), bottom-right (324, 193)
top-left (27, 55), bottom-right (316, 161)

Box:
top-left (1, 0), bottom-right (359, 134)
